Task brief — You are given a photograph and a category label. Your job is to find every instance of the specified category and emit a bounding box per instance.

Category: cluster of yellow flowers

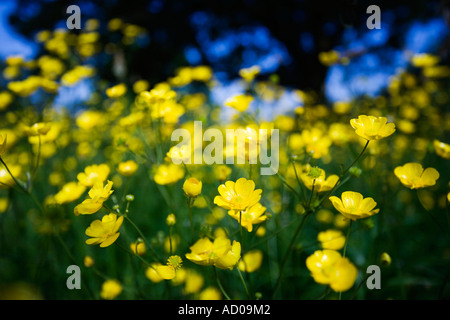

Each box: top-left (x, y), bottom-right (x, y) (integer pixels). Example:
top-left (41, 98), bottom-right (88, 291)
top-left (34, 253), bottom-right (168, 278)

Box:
top-left (0, 19), bottom-right (448, 301)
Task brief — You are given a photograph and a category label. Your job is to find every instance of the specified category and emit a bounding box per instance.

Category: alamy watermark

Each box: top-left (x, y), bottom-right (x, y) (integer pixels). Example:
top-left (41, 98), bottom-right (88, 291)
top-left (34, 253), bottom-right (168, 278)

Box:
top-left (366, 5), bottom-right (381, 29)
top-left (66, 265), bottom-right (81, 289)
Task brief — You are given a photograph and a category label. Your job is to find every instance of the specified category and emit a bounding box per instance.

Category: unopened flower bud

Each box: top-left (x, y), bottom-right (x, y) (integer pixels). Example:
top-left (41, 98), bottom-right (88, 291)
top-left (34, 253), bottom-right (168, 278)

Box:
top-left (380, 252), bottom-right (392, 266)
top-left (349, 166), bottom-right (362, 178)
top-left (166, 213), bottom-right (176, 226)
top-left (183, 177), bottom-right (202, 197)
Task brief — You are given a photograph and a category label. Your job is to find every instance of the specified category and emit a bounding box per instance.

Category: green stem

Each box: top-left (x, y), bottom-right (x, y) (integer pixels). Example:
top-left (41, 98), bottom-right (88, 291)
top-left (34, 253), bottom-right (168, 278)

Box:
top-left (344, 140), bottom-right (370, 178)
top-left (157, 184), bottom-right (175, 212)
top-left (0, 157), bottom-right (45, 214)
top-left (275, 171), bottom-right (303, 202)
top-left (272, 211), bottom-right (311, 298)
top-left (213, 266), bottom-right (231, 300)
top-left (339, 220), bottom-right (353, 300)
top-left (317, 140), bottom-right (370, 208)
top-left (115, 241), bottom-right (153, 268)
top-left (169, 225), bottom-right (173, 255)
top-left (187, 197), bottom-right (194, 244)
top-left (182, 162), bottom-right (192, 177)
top-left (308, 179), bottom-right (316, 209)
top-left (342, 220), bottom-right (352, 258)
top-left (291, 160), bottom-right (307, 203)
top-left (350, 271), bottom-right (371, 300)
top-left (30, 134), bottom-right (41, 190)
top-left (123, 215), bottom-right (163, 263)
top-left (237, 267), bottom-right (251, 299)
top-left (416, 189), bottom-right (450, 240)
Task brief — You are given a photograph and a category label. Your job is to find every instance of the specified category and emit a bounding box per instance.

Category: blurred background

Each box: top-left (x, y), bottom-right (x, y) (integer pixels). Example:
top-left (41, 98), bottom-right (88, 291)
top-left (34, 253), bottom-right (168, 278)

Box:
top-left (1, 0), bottom-right (449, 108)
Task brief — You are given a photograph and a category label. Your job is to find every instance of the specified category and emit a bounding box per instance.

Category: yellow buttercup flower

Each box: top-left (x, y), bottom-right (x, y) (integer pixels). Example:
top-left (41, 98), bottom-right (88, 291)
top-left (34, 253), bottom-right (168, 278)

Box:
top-left (300, 168), bottom-right (339, 193)
top-left (54, 181), bottom-right (87, 205)
top-left (350, 115), bottom-right (396, 141)
top-left (0, 197), bottom-right (8, 214)
top-left (228, 202), bottom-right (268, 232)
top-left (84, 255), bottom-right (95, 267)
top-left (199, 287), bottom-right (222, 300)
top-left (238, 249), bottom-right (263, 273)
top-left (328, 255), bottom-right (358, 292)
top-left (77, 164), bottom-right (110, 187)
top-left (318, 50), bottom-right (340, 66)
top-left (306, 249), bottom-right (357, 292)
top-left (433, 140), bottom-right (450, 159)
top-left (23, 122), bottom-right (52, 136)
top-left (85, 213), bottom-right (123, 247)
top-left (166, 213), bottom-right (176, 226)
top-left (380, 252), bottom-right (392, 266)
top-left (130, 241), bottom-right (146, 256)
top-left (106, 83), bottom-right (127, 98)
top-left (289, 128), bottom-right (332, 159)
top-left (133, 79), bottom-right (149, 94)
top-left (117, 160), bottom-right (138, 176)
top-left (411, 53), bottom-right (439, 68)
top-left (0, 164), bottom-right (21, 189)
top-left (145, 263), bottom-right (167, 283)
top-left (213, 164), bottom-right (232, 181)
top-left (74, 180), bottom-right (114, 215)
top-left (100, 279), bottom-right (122, 299)
top-left (317, 229), bottom-right (346, 250)
top-left (75, 110), bottom-right (104, 130)
top-left (329, 191), bottom-right (380, 221)
top-left (155, 255), bottom-right (183, 280)
top-left (394, 162), bottom-right (439, 189)
top-left (185, 237), bottom-right (241, 270)
top-left (153, 163), bottom-right (185, 185)
top-left (88, 180), bottom-right (114, 200)
top-left (224, 94), bottom-right (254, 112)
top-left (239, 65), bottom-right (260, 82)
top-left (0, 134), bottom-right (7, 157)
top-left (214, 178), bottom-right (262, 211)
top-left (183, 177), bottom-right (202, 198)
top-left (184, 237), bottom-right (218, 267)
top-left (166, 144), bottom-right (192, 164)
top-left (183, 269), bottom-right (205, 294)
top-left (213, 240), bottom-right (241, 270)
top-left (0, 91), bottom-right (13, 110)
top-left (61, 65), bottom-right (95, 86)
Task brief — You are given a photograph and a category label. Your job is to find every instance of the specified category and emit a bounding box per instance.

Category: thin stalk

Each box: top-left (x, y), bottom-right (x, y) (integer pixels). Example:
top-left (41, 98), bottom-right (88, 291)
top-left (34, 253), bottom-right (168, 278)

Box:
top-left (308, 179), bottom-right (316, 209)
top-left (30, 134), bottom-right (41, 189)
top-left (272, 211), bottom-right (311, 298)
top-left (416, 189), bottom-right (450, 241)
top-left (275, 171), bottom-right (303, 201)
top-left (182, 162), bottom-right (192, 177)
top-left (237, 267), bottom-right (251, 299)
top-left (339, 220), bottom-right (353, 300)
top-left (292, 160), bottom-right (307, 203)
top-left (342, 220), bottom-right (353, 258)
top-left (350, 271), bottom-right (371, 300)
top-left (213, 266), bottom-right (231, 300)
top-left (0, 157), bottom-right (45, 214)
top-left (187, 197), bottom-right (194, 244)
top-left (317, 140), bottom-right (370, 208)
top-left (115, 241), bottom-right (152, 268)
top-left (169, 225), bottom-right (173, 255)
top-left (123, 215), bottom-right (163, 263)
